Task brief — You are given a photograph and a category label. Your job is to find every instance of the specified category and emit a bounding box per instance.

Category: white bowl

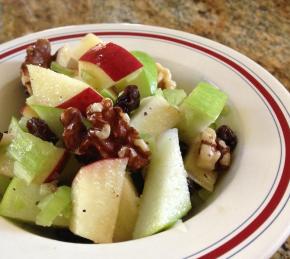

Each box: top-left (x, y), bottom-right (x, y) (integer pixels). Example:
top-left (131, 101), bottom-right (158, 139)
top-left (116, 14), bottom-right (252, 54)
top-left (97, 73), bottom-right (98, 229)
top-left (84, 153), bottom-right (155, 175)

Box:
top-left (0, 24), bottom-right (289, 259)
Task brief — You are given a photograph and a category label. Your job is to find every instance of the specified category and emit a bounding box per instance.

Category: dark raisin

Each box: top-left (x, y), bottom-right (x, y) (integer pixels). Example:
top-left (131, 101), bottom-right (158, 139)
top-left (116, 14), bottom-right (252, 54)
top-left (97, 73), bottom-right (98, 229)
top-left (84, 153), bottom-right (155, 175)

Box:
top-left (115, 85), bottom-right (140, 114)
top-left (216, 125), bottom-right (238, 151)
top-left (179, 141), bottom-right (189, 157)
top-left (27, 117), bottom-right (58, 144)
top-left (130, 171), bottom-right (144, 196)
top-left (187, 177), bottom-right (201, 195)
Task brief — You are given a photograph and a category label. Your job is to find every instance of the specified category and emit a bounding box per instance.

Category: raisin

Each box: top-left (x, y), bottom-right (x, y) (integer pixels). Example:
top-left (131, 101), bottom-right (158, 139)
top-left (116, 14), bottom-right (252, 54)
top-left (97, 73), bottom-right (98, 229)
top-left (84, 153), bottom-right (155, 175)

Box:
top-left (0, 132), bottom-right (3, 142)
top-left (130, 171), bottom-right (144, 196)
top-left (216, 125), bottom-right (238, 151)
top-left (27, 117), bottom-right (58, 144)
top-left (179, 141), bottom-right (189, 157)
top-left (115, 85), bottom-right (140, 114)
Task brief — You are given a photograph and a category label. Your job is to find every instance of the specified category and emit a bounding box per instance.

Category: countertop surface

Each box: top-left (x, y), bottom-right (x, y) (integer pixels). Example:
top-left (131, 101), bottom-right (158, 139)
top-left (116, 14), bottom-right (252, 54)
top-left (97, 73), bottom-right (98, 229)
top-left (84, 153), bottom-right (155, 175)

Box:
top-left (0, 0), bottom-right (289, 258)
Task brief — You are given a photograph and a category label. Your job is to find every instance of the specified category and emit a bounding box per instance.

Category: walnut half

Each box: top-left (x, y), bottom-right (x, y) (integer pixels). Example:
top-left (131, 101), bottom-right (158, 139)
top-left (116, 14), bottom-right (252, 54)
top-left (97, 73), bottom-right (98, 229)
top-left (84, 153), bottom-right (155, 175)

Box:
top-left (61, 99), bottom-right (150, 171)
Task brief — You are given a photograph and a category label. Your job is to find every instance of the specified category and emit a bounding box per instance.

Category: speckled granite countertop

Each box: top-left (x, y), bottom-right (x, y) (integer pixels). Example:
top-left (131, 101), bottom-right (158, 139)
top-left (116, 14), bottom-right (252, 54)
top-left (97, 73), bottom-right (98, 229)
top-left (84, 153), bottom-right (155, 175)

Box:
top-left (0, 0), bottom-right (289, 257)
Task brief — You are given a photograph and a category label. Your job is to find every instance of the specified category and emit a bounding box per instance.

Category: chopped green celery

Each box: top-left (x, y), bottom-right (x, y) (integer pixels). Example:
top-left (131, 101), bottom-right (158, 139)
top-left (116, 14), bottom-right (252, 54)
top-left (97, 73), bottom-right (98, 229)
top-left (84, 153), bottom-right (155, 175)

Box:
top-left (162, 89), bottom-right (187, 106)
top-left (30, 105), bottom-right (64, 138)
top-left (0, 177), bottom-right (54, 222)
top-left (178, 82), bottom-right (227, 142)
top-left (0, 175), bottom-right (11, 199)
top-left (58, 155), bottom-right (81, 185)
top-left (154, 88), bottom-right (164, 97)
top-left (0, 146), bottom-right (14, 178)
top-left (18, 117), bottom-right (29, 132)
top-left (8, 118), bottom-right (65, 184)
top-left (100, 88), bottom-right (117, 102)
top-left (50, 61), bottom-right (76, 77)
top-left (36, 186), bottom-right (71, 227)
top-left (115, 51), bottom-right (158, 98)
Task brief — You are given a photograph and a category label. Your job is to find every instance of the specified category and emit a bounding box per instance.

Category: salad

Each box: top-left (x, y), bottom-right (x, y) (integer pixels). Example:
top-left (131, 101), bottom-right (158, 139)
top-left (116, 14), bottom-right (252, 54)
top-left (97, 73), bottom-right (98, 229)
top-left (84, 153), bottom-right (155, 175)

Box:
top-left (0, 33), bottom-right (238, 243)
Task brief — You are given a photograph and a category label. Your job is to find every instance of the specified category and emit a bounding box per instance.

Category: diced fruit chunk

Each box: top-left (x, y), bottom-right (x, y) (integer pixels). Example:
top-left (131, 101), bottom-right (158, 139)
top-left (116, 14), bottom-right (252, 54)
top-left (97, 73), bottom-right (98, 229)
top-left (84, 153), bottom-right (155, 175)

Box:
top-left (133, 128), bottom-right (191, 239)
top-left (79, 43), bottom-right (143, 90)
top-left (113, 174), bottom-right (140, 242)
top-left (115, 51), bottom-right (157, 98)
top-left (36, 186), bottom-right (71, 227)
top-left (27, 65), bottom-right (102, 111)
top-left (71, 33), bottom-right (103, 61)
top-left (178, 82), bottom-right (227, 142)
top-left (8, 118), bottom-right (66, 184)
top-left (130, 96), bottom-right (180, 137)
top-left (70, 158), bottom-right (128, 243)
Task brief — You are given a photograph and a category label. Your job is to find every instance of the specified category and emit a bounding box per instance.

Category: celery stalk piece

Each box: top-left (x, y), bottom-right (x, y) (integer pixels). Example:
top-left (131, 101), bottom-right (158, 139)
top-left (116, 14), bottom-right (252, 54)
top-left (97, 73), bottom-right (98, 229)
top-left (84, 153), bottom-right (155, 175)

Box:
top-left (162, 89), bottom-right (187, 106)
top-left (30, 105), bottom-right (64, 138)
top-left (0, 145), bottom-right (14, 178)
top-left (0, 178), bottom-right (53, 222)
top-left (8, 118), bottom-right (66, 184)
top-left (178, 82), bottom-right (227, 142)
top-left (100, 88), bottom-right (117, 102)
top-left (36, 186), bottom-right (71, 227)
top-left (50, 61), bottom-right (76, 77)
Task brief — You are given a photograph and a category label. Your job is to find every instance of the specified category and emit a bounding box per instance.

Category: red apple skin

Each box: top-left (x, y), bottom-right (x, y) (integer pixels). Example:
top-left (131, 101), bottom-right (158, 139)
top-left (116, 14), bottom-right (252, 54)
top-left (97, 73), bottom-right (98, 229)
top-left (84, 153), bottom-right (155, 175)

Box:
top-left (79, 42), bottom-right (143, 82)
top-left (45, 151), bottom-right (69, 183)
top-left (57, 87), bottom-right (103, 114)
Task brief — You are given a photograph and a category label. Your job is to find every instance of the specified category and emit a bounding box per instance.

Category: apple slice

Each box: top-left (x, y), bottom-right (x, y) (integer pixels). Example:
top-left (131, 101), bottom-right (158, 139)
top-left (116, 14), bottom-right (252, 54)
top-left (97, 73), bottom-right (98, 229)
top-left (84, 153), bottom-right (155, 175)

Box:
top-left (70, 158), bottom-right (128, 243)
top-left (113, 174), bottom-right (140, 242)
top-left (130, 95), bottom-right (180, 137)
top-left (79, 42), bottom-right (143, 90)
top-left (21, 105), bottom-right (38, 118)
top-left (27, 65), bottom-right (102, 113)
top-left (133, 128), bottom-right (191, 239)
top-left (71, 33), bottom-right (103, 61)
top-left (0, 175), bottom-right (11, 199)
top-left (8, 118), bottom-right (67, 184)
top-left (115, 51), bottom-right (158, 98)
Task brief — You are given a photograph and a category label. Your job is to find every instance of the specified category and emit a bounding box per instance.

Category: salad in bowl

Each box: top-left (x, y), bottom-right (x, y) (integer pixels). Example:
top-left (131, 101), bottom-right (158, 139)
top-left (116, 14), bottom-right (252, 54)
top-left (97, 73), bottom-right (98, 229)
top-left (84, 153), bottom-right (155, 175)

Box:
top-left (0, 33), bottom-right (238, 243)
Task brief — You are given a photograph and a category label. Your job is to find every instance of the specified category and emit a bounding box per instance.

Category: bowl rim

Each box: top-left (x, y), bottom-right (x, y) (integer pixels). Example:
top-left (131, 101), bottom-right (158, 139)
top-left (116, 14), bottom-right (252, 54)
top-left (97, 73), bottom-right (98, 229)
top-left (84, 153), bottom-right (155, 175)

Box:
top-left (0, 23), bottom-right (289, 259)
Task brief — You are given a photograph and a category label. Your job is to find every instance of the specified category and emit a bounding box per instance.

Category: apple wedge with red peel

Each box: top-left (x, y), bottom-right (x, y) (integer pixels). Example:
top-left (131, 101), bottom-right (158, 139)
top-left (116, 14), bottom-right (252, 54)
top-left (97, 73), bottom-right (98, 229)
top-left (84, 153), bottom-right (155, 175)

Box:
top-left (21, 105), bottom-right (38, 118)
top-left (57, 87), bottom-right (102, 114)
top-left (79, 42), bottom-right (143, 90)
top-left (27, 65), bottom-right (103, 112)
top-left (70, 158), bottom-right (128, 243)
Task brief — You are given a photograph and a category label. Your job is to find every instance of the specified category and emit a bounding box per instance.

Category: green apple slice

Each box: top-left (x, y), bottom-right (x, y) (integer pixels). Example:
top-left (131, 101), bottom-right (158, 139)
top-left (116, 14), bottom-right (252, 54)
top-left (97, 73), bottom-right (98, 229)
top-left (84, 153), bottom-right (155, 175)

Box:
top-left (0, 175), bottom-right (11, 199)
top-left (30, 105), bottom-right (64, 138)
top-left (178, 82), bottom-right (227, 143)
top-left (113, 174), bottom-right (140, 242)
top-left (36, 186), bottom-right (71, 227)
top-left (115, 51), bottom-right (158, 98)
top-left (8, 118), bottom-right (66, 184)
top-left (133, 128), bottom-right (191, 239)
top-left (130, 95), bottom-right (180, 137)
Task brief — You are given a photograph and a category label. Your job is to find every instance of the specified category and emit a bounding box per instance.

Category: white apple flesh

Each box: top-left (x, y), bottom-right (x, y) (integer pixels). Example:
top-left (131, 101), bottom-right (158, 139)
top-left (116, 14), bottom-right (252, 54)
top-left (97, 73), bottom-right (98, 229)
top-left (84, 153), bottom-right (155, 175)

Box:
top-left (70, 158), bottom-right (128, 243)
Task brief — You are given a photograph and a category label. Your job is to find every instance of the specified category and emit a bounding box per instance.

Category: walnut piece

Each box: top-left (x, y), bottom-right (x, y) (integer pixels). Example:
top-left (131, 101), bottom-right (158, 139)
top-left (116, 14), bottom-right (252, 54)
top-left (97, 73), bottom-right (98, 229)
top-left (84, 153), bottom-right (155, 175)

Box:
top-left (61, 99), bottom-right (150, 171)
top-left (156, 62), bottom-right (177, 89)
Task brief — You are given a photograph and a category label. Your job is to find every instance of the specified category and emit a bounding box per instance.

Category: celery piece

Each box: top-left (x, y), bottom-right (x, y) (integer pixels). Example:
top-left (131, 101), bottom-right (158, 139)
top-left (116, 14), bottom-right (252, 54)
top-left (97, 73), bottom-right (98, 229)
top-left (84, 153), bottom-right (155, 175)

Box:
top-left (163, 89), bottom-right (187, 107)
top-left (36, 186), bottom-right (71, 227)
top-left (100, 88), bottom-right (117, 102)
top-left (50, 61), bottom-right (76, 77)
top-left (179, 82), bottom-right (227, 142)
